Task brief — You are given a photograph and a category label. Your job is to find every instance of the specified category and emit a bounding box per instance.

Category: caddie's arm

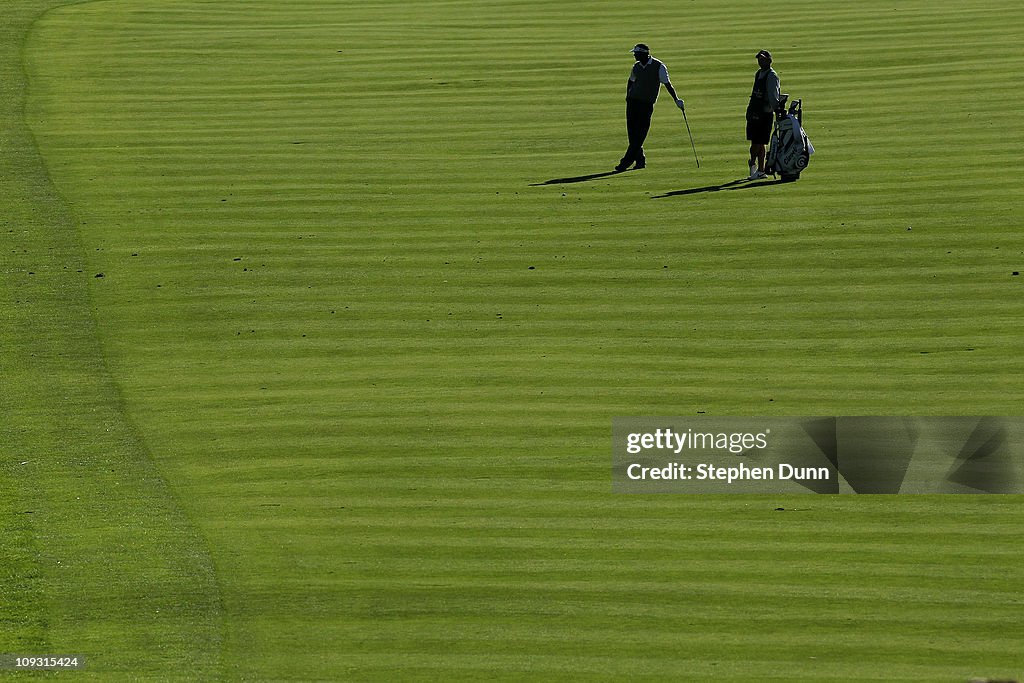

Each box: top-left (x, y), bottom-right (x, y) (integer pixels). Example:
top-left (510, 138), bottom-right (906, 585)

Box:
top-left (767, 71), bottom-right (782, 112)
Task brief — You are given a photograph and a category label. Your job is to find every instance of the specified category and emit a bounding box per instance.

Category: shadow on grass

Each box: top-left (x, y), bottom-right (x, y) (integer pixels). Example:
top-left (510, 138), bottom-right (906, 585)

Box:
top-left (530, 170), bottom-right (625, 186)
top-left (651, 177), bottom-right (791, 198)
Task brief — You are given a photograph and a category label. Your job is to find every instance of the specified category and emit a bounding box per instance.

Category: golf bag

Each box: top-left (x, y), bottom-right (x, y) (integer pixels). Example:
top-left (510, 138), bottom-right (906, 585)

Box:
top-left (765, 95), bottom-right (814, 181)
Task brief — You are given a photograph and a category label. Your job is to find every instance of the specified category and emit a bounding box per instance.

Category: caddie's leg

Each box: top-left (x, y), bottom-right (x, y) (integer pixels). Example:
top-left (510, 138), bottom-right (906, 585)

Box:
top-left (754, 143), bottom-right (766, 172)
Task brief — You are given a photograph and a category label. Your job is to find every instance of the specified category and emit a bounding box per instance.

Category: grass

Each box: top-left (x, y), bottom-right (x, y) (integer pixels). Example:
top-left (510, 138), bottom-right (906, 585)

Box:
top-left (3, 0), bottom-right (1023, 680)
top-left (2, 2), bottom-right (223, 679)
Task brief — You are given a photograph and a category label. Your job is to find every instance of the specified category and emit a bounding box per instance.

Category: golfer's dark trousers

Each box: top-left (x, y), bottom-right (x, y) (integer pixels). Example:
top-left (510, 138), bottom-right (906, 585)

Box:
top-left (620, 98), bottom-right (654, 167)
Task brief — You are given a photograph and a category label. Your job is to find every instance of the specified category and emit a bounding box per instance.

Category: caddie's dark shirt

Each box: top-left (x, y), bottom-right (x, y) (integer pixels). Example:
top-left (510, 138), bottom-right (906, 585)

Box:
top-left (748, 67), bottom-right (781, 115)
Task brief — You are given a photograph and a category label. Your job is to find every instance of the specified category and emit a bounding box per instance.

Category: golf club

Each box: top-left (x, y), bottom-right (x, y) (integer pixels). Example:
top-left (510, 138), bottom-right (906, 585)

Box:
top-left (682, 111), bottom-right (699, 168)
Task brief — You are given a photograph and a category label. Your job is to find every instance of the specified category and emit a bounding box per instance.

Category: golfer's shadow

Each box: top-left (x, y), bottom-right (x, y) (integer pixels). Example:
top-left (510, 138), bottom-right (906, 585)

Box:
top-left (651, 177), bottom-right (787, 198)
top-left (530, 170), bottom-right (623, 186)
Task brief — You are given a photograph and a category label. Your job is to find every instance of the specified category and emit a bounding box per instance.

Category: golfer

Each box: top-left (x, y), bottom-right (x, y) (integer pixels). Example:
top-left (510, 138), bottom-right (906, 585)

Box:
top-left (615, 44), bottom-right (685, 172)
top-left (745, 49), bottom-right (781, 180)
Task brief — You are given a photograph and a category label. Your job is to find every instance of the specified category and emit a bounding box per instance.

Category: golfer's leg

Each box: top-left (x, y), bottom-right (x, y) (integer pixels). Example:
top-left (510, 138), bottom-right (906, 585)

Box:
top-left (620, 102), bottom-right (640, 167)
top-left (634, 109), bottom-right (652, 166)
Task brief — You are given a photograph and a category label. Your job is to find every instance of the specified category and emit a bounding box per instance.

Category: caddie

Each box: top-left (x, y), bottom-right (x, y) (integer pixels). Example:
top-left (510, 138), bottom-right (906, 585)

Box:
top-left (745, 49), bottom-right (782, 180)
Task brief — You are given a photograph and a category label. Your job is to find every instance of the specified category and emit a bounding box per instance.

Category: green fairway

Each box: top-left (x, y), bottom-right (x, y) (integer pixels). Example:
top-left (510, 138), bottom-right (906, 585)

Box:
top-left (3, 0), bottom-right (1024, 681)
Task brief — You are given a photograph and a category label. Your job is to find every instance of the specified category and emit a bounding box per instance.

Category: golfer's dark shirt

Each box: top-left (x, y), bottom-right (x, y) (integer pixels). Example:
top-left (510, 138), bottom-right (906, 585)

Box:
top-left (627, 58), bottom-right (666, 104)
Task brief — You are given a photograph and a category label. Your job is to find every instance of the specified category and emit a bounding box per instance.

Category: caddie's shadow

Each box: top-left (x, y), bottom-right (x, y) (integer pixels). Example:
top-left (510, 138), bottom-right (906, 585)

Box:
top-left (651, 177), bottom-right (789, 198)
top-left (530, 170), bottom-right (624, 186)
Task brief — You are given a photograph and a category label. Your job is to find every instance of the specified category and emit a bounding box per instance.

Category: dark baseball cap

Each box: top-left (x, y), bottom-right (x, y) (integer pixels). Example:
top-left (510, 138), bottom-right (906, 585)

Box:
top-left (630, 44), bottom-right (650, 54)
top-left (756, 49), bottom-right (772, 62)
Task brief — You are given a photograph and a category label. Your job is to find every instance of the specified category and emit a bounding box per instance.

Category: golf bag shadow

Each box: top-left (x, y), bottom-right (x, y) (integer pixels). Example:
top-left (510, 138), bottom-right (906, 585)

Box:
top-left (765, 95), bottom-right (814, 181)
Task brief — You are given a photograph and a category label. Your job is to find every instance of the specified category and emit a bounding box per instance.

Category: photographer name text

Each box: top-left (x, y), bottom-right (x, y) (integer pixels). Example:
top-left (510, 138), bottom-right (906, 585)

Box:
top-left (626, 462), bottom-right (832, 484)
